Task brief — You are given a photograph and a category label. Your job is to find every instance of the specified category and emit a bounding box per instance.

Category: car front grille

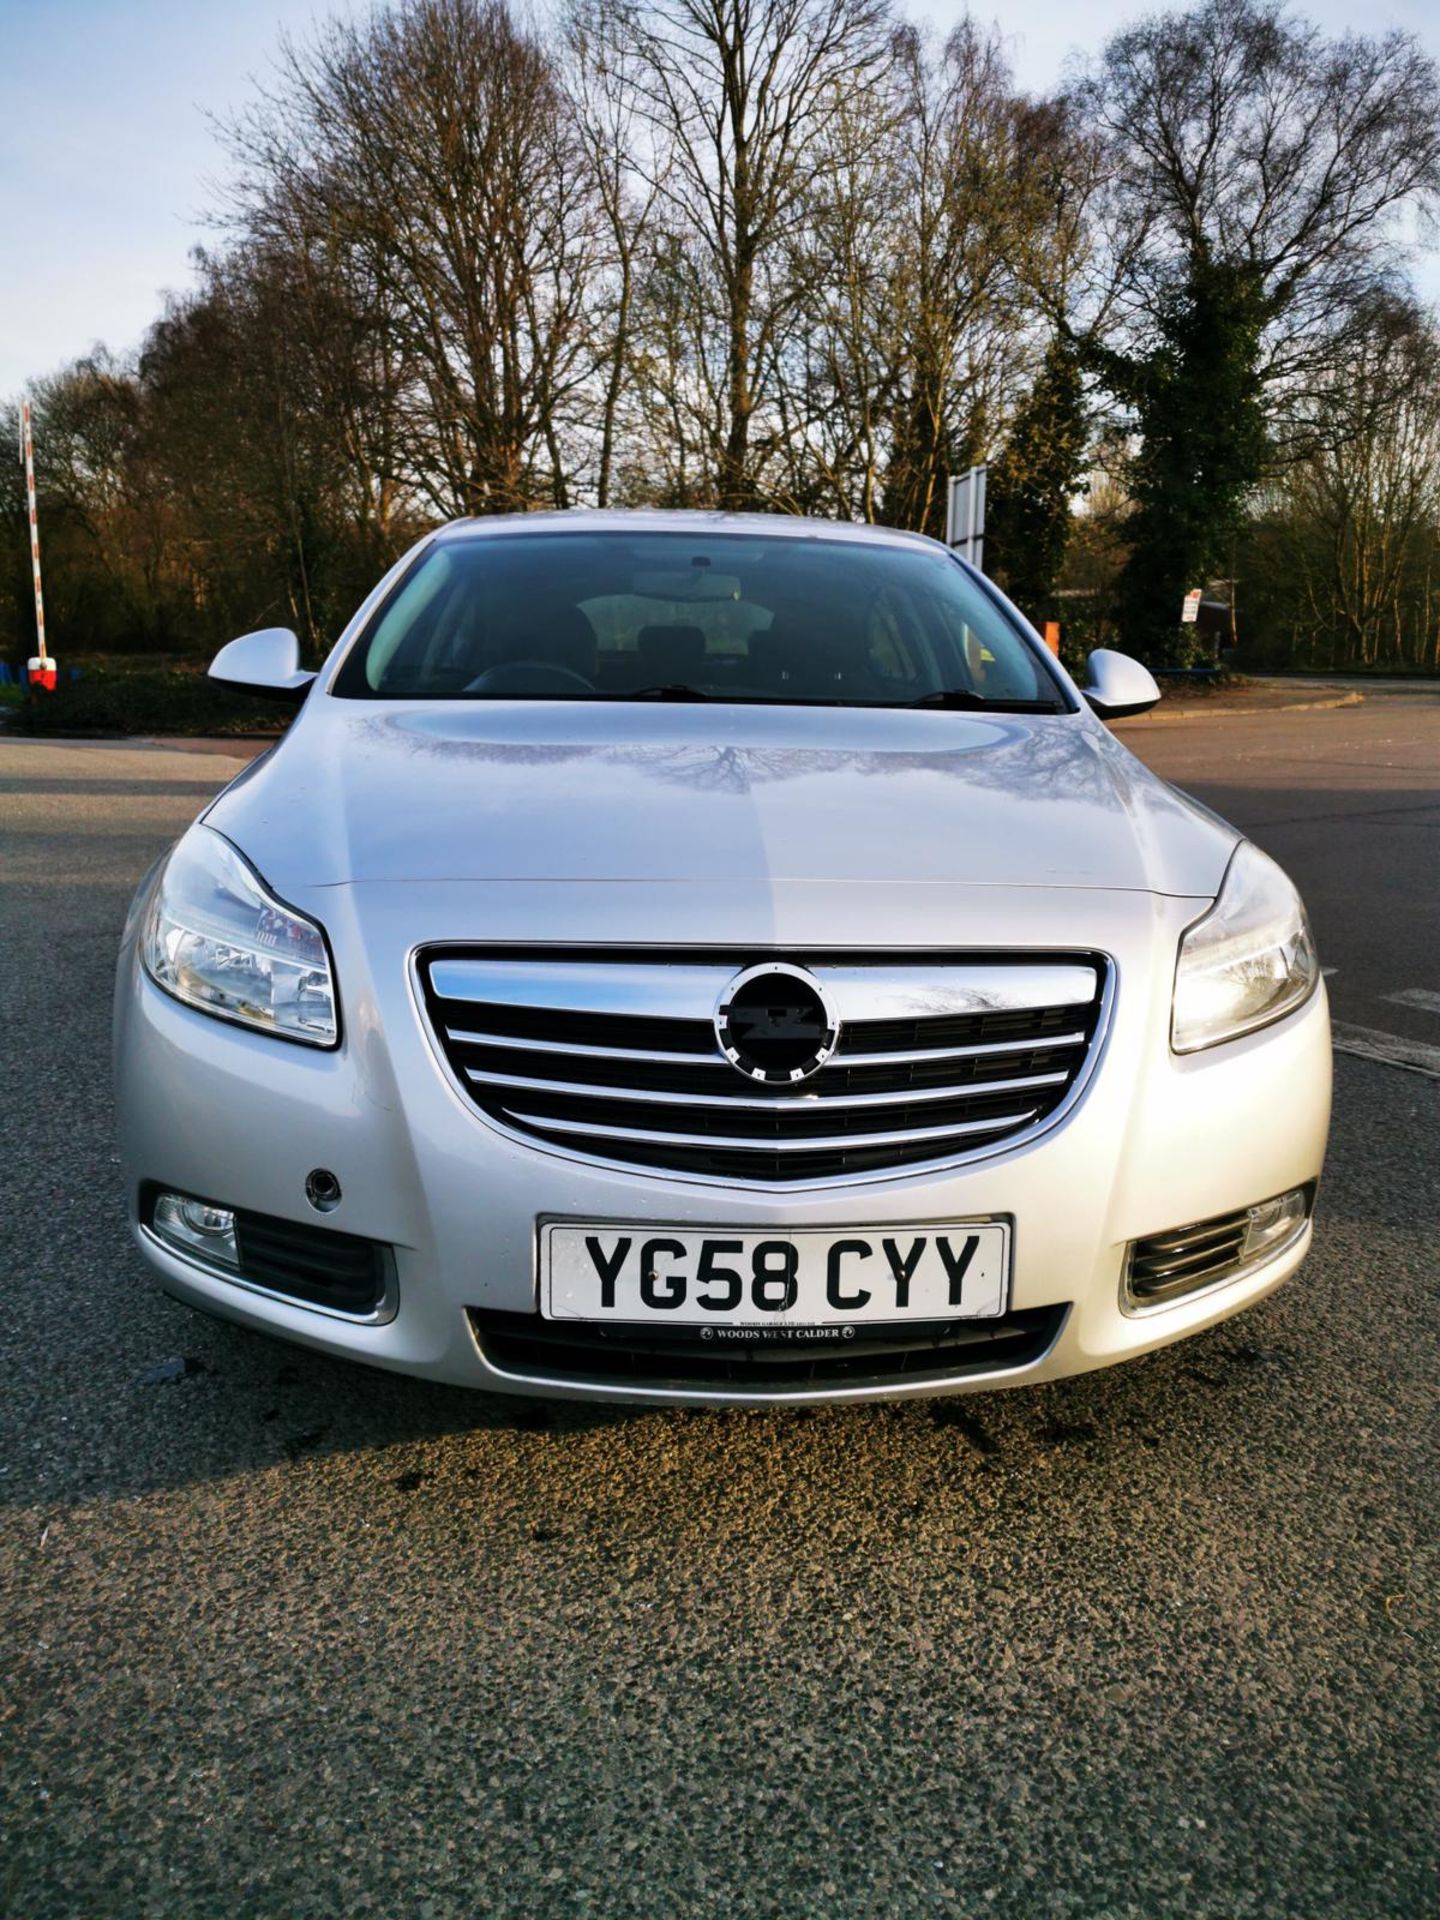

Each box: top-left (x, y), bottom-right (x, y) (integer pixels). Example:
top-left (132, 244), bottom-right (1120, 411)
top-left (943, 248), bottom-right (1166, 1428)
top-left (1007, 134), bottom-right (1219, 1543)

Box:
top-left (469, 1303), bottom-right (1069, 1393)
top-left (419, 947), bottom-right (1108, 1184)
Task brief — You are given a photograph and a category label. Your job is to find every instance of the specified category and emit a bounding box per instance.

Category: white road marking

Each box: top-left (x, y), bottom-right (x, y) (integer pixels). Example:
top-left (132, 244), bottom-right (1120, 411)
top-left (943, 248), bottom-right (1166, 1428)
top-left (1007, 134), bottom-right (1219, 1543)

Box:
top-left (1332, 1023), bottom-right (1440, 1079)
top-left (1322, 967), bottom-right (1339, 978)
top-left (1384, 989), bottom-right (1440, 1016)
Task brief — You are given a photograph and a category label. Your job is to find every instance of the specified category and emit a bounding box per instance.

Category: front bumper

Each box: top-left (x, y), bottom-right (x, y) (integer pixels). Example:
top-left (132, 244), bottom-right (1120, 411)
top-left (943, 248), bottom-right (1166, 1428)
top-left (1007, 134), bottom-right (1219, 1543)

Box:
top-left (114, 878), bottom-right (1332, 1405)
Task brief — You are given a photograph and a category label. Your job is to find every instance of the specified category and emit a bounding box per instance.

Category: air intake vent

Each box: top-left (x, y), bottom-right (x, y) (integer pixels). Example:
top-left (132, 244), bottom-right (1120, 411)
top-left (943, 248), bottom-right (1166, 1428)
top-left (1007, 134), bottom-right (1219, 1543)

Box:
top-left (419, 946), bottom-right (1108, 1185)
top-left (470, 1303), bottom-right (1068, 1393)
top-left (1127, 1212), bottom-right (1250, 1304)
top-left (141, 1186), bottom-right (395, 1320)
top-left (232, 1211), bottom-right (391, 1316)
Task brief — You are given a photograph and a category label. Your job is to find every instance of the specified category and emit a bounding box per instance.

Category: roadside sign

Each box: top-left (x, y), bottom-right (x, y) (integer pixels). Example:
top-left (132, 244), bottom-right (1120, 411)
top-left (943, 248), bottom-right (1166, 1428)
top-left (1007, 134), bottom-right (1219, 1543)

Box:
top-left (946, 466), bottom-right (987, 571)
top-left (1180, 588), bottom-right (1203, 625)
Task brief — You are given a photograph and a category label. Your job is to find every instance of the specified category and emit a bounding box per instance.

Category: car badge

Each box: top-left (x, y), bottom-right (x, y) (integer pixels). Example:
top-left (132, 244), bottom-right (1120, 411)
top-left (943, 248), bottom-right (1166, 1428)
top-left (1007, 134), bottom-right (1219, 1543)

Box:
top-left (714, 964), bottom-right (840, 1084)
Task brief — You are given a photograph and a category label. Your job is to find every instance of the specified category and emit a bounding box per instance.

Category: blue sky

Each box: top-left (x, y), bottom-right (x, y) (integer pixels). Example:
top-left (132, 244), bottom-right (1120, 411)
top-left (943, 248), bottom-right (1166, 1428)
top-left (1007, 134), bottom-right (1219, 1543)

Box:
top-left (2, 0), bottom-right (1437, 397)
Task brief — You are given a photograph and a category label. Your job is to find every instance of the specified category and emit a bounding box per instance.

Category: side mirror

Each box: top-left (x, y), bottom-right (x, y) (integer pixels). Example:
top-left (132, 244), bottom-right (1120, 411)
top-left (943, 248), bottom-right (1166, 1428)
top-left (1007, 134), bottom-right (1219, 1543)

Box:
top-left (209, 627), bottom-right (316, 705)
top-left (1082, 648), bottom-right (1161, 720)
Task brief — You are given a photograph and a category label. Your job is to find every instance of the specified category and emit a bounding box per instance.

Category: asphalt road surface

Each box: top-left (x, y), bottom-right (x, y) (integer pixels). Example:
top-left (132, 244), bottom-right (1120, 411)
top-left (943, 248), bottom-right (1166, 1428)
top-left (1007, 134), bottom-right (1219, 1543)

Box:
top-left (2, 696), bottom-right (1437, 1919)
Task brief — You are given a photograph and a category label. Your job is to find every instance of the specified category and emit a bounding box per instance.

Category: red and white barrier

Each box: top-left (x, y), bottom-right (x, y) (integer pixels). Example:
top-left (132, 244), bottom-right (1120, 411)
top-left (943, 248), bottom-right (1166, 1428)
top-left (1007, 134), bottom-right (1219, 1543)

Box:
top-left (18, 399), bottom-right (55, 692)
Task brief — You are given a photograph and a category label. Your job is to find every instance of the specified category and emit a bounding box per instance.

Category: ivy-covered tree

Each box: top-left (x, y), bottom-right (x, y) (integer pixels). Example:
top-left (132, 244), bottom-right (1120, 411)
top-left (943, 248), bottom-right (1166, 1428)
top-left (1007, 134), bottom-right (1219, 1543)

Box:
top-left (1074, 0), bottom-right (1440, 660)
top-left (1091, 255), bottom-right (1268, 651)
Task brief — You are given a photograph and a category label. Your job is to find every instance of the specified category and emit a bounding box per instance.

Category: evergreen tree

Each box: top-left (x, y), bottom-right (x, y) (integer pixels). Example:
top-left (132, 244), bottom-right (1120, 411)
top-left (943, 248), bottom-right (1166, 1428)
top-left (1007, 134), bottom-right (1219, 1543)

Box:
top-left (1091, 257), bottom-right (1267, 657)
top-left (985, 337), bottom-right (1086, 623)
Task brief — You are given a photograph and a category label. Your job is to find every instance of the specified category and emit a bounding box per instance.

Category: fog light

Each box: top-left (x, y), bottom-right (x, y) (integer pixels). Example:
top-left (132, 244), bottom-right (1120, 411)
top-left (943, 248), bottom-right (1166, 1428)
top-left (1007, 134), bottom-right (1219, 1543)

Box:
top-left (151, 1192), bottom-right (240, 1270)
top-left (1241, 1188), bottom-right (1310, 1262)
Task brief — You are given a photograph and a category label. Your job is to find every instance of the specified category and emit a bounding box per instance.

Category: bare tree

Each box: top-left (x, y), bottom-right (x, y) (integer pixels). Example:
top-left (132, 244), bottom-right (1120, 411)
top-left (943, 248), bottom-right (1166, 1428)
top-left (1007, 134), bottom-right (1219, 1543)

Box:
top-left (228, 203), bottom-right (412, 564)
top-left (983, 97), bottom-right (1119, 616)
top-left (587, 0), bottom-right (895, 508)
top-left (1257, 302), bottom-right (1440, 669)
top-left (561, 0), bottom-right (672, 505)
top-left (878, 24), bottom-right (1047, 538)
top-left (228, 0), bottom-right (605, 516)
top-left (624, 227), bottom-right (730, 504)
top-left (768, 60), bottom-right (906, 518)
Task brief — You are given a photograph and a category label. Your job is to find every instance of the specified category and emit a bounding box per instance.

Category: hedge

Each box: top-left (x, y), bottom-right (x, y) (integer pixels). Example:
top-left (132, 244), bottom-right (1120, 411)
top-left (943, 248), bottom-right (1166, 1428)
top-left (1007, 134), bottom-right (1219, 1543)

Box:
top-left (5, 662), bottom-right (284, 737)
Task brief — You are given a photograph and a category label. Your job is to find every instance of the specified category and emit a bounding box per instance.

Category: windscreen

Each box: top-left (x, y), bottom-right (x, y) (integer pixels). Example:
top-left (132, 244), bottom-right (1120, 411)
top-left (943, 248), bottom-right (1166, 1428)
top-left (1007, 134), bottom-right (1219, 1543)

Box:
top-left (333, 531), bottom-right (1067, 711)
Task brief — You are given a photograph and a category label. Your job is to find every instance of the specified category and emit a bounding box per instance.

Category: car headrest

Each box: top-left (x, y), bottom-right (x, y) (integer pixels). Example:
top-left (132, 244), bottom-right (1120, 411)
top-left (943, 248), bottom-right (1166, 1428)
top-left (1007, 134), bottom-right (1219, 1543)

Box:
top-left (636, 624), bottom-right (706, 681)
top-left (748, 620), bottom-right (851, 695)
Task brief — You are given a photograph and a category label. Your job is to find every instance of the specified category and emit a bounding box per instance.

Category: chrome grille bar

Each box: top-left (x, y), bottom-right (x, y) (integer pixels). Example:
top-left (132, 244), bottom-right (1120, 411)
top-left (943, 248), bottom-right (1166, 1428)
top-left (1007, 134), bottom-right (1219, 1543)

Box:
top-left (508, 1107), bottom-right (1041, 1154)
top-left (1133, 1235), bottom-right (1247, 1281)
top-left (1136, 1221), bottom-right (1248, 1257)
top-left (465, 1066), bottom-right (1070, 1110)
top-left (429, 957), bottom-right (1100, 1021)
top-left (833, 1028), bottom-right (1088, 1066)
top-left (430, 959), bottom-right (731, 1019)
top-left (446, 1023), bottom-right (1089, 1069)
top-left (445, 1027), bottom-right (723, 1067)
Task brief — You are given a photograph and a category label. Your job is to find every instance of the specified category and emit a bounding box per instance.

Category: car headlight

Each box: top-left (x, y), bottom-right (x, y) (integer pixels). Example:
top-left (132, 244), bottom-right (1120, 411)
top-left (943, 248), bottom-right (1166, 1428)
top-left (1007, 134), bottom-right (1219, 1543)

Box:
top-left (142, 826), bottom-right (338, 1046)
top-left (1172, 840), bottom-right (1319, 1053)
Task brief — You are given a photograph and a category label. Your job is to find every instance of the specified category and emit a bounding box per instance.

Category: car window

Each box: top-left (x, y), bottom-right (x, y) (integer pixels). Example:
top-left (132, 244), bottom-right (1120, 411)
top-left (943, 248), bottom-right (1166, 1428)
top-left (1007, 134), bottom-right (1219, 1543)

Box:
top-left (333, 531), bottom-right (1067, 711)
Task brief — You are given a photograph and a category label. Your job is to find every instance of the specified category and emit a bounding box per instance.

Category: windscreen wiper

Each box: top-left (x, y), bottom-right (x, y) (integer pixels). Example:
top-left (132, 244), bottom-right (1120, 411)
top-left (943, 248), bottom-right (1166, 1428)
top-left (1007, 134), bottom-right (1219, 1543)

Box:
top-left (613, 683), bottom-right (713, 701)
top-left (906, 688), bottom-right (987, 709)
top-left (906, 690), bottom-right (1063, 713)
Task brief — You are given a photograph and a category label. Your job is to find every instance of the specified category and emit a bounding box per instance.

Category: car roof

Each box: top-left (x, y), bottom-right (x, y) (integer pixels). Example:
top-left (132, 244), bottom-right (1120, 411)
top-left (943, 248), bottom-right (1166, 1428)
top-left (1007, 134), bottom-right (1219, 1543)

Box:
top-left (431, 508), bottom-right (946, 553)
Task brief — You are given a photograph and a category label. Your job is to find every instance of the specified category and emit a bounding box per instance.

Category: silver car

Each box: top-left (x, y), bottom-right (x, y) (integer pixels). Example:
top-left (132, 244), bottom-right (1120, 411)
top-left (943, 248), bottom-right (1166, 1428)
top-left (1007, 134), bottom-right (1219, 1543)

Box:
top-left (114, 511), bottom-right (1330, 1405)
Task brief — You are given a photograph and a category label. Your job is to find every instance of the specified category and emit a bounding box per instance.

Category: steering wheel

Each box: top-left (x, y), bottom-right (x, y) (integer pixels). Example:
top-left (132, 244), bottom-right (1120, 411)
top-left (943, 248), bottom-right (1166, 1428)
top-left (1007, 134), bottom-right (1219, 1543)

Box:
top-left (465, 660), bottom-right (596, 695)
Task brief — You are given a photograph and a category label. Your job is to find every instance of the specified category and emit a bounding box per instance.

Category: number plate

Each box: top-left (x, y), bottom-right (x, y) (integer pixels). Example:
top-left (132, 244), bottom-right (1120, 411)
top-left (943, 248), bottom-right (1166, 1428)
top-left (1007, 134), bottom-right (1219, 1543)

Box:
top-left (540, 1222), bottom-right (1010, 1325)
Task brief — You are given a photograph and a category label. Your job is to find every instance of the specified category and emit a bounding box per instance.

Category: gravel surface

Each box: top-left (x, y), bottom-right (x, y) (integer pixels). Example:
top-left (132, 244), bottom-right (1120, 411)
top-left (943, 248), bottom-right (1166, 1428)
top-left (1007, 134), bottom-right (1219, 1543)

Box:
top-left (1, 729), bottom-right (1436, 1919)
